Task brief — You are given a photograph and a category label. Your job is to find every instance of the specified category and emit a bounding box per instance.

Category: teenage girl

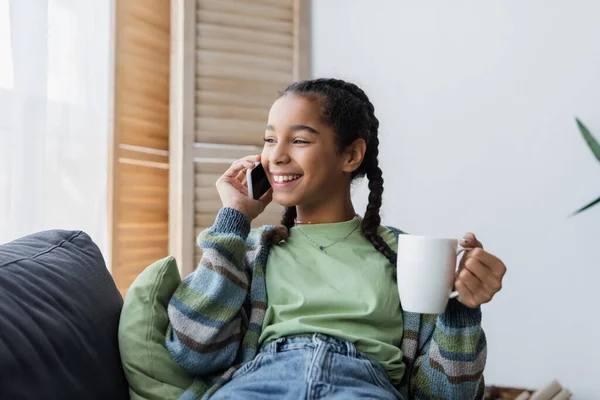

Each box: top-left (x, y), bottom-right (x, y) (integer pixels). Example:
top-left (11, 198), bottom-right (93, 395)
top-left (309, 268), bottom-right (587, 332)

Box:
top-left (166, 78), bottom-right (507, 399)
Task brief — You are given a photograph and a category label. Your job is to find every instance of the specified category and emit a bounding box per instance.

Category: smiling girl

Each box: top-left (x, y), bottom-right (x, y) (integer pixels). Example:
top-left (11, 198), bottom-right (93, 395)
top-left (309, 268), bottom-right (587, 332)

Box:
top-left (166, 78), bottom-right (506, 399)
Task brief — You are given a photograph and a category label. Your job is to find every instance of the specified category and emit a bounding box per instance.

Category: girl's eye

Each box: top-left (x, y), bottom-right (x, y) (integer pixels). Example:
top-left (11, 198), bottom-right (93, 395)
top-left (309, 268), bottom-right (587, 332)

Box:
top-left (293, 139), bottom-right (309, 144)
top-left (263, 138), bottom-right (275, 144)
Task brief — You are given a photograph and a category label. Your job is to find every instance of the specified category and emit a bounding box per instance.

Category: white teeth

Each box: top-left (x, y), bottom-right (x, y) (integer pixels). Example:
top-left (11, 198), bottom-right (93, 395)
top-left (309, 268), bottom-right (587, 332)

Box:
top-left (274, 175), bottom-right (300, 183)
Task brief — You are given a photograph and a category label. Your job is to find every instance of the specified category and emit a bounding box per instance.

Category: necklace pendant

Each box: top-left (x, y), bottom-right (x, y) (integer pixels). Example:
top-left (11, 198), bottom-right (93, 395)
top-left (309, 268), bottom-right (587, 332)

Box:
top-left (319, 245), bottom-right (325, 251)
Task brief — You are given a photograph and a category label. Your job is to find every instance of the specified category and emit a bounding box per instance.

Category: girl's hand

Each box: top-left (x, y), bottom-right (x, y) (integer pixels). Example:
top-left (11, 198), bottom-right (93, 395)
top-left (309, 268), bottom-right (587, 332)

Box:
top-left (216, 155), bottom-right (273, 221)
top-left (454, 233), bottom-right (507, 309)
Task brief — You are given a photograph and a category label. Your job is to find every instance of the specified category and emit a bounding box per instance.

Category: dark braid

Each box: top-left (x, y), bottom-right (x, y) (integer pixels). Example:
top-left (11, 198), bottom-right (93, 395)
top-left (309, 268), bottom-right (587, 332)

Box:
top-left (360, 135), bottom-right (397, 266)
top-left (280, 78), bottom-right (397, 267)
top-left (281, 206), bottom-right (297, 230)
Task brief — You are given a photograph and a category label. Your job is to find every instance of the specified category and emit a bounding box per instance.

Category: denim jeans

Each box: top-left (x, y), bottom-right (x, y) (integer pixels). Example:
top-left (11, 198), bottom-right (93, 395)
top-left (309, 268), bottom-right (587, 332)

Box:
top-left (209, 333), bottom-right (404, 400)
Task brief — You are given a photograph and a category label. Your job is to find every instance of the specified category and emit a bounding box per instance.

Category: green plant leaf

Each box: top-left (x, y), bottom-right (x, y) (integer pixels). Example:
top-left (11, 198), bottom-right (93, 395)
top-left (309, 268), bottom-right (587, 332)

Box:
top-left (571, 195), bottom-right (600, 216)
top-left (576, 118), bottom-right (600, 163)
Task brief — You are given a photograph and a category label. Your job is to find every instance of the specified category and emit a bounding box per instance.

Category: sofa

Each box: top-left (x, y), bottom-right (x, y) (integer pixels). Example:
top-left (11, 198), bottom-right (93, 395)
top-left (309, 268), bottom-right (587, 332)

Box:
top-left (0, 230), bottom-right (129, 400)
top-left (1, 229), bottom-right (515, 400)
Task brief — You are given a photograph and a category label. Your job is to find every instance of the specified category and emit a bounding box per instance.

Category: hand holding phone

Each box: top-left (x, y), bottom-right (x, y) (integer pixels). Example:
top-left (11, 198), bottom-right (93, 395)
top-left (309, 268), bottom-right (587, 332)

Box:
top-left (216, 156), bottom-right (272, 221)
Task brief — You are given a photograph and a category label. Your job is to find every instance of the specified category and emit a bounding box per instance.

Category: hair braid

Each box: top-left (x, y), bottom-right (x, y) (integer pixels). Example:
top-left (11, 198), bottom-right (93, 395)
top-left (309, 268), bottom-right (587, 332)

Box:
top-left (280, 206), bottom-right (297, 230)
top-left (359, 135), bottom-right (397, 267)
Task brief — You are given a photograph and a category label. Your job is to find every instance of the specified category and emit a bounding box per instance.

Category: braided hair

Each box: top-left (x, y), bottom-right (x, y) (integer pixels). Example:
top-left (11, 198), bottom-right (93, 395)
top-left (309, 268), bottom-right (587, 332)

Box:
top-left (279, 78), bottom-right (397, 266)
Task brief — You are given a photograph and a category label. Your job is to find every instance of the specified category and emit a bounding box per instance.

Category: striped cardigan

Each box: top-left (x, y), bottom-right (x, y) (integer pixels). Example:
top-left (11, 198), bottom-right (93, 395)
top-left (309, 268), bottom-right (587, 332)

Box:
top-left (166, 207), bottom-right (487, 399)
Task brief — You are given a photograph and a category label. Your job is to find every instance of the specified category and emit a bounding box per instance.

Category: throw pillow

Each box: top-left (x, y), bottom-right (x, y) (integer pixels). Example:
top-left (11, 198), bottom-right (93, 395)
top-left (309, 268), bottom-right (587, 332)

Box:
top-left (0, 230), bottom-right (129, 400)
top-left (118, 256), bottom-right (193, 400)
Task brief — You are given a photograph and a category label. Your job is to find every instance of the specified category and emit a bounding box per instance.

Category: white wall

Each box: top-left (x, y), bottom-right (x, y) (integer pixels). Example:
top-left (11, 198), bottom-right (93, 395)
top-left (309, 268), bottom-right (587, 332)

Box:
top-left (313, 1), bottom-right (600, 398)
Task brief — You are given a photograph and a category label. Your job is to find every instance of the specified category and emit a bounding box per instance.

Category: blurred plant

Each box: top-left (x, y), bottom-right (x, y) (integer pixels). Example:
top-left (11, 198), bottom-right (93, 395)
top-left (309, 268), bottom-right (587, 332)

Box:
top-left (571, 118), bottom-right (600, 216)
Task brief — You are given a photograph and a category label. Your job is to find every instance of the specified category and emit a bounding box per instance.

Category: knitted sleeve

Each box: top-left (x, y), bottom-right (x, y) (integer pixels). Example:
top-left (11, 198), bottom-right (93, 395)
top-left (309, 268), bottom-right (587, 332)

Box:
top-left (165, 207), bottom-right (251, 375)
top-left (409, 300), bottom-right (487, 399)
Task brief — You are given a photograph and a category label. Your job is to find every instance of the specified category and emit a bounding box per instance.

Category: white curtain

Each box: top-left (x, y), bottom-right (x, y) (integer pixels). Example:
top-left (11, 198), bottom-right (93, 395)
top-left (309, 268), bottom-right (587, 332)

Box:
top-left (0, 0), bottom-right (112, 257)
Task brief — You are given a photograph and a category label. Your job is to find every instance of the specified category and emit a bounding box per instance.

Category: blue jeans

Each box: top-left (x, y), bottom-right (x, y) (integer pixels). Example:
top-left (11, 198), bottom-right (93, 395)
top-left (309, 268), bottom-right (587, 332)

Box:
top-left (209, 333), bottom-right (404, 400)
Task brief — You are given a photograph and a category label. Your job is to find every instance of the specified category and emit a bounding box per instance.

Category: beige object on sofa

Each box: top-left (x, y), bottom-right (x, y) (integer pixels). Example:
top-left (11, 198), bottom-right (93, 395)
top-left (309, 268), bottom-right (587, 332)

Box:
top-left (528, 380), bottom-right (571, 400)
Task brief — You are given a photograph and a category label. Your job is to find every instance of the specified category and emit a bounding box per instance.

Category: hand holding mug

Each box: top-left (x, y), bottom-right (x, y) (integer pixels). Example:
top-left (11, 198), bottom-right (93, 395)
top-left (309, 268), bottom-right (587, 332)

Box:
top-left (453, 232), bottom-right (507, 309)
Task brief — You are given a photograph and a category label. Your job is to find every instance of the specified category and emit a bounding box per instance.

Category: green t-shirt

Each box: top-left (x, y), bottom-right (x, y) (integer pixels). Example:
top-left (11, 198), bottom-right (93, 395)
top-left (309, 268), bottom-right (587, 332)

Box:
top-left (259, 217), bottom-right (405, 384)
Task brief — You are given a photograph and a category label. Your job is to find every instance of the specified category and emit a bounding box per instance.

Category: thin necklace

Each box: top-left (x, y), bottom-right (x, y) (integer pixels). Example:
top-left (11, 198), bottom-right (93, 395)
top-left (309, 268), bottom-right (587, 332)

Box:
top-left (295, 218), bottom-right (360, 252)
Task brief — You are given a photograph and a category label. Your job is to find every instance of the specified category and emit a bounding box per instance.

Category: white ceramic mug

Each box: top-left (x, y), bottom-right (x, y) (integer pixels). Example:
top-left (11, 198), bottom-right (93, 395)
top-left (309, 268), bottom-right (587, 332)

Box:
top-left (397, 235), bottom-right (470, 314)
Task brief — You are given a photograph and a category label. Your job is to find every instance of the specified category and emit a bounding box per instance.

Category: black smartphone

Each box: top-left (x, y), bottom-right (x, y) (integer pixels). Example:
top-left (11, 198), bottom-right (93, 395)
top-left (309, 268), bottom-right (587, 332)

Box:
top-left (247, 162), bottom-right (271, 200)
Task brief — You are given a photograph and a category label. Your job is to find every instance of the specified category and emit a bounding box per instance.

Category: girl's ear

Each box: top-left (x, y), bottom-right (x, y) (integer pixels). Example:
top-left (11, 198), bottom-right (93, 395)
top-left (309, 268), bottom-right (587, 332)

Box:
top-left (342, 138), bottom-right (367, 173)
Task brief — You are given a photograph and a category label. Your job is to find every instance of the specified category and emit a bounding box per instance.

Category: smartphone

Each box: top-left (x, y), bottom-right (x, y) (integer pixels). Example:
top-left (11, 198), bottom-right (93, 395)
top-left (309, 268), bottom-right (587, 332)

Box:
top-left (247, 162), bottom-right (271, 200)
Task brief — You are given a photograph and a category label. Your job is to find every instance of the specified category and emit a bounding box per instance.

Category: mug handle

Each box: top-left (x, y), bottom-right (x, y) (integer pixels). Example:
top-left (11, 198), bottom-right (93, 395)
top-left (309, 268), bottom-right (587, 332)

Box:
top-left (449, 245), bottom-right (472, 299)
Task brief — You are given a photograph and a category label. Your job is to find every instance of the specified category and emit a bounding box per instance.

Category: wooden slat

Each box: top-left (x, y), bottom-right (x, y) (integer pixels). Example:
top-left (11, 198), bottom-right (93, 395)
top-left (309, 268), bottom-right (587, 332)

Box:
top-left (118, 222), bottom-right (168, 237)
top-left (197, 36), bottom-right (292, 59)
top-left (196, 77), bottom-right (284, 98)
top-left (121, 115), bottom-right (169, 139)
top-left (194, 143), bottom-right (262, 160)
top-left (120, 185), bottom-right (169, 200)
top-left (195, 187), bottom-right (220, 201)
top-left (195, 131), bottom-right (262, 146)
top-left (195, 172), bottom-right (222, 188)
top-left (197, 64), bottom-right (292, 85)
top-left (197, 9), bottom-right (293, 35)
top-left (197, 49), bottom-right (292, 72)
top-left (245, 0), bottom-right (293, 8)
top-left (121, 54), bottom-right (170, 94)
top-left (196, 90), bottom-right (276, 109)
top-left (119, 131), bottom-right (169, 151)
top-left (119, 193), bottom-right (169, 209)
top-left (195, 199), bottom-right (223, 213)
top-left (196, 104), bottom-right (268, 121)
top-left (117, 238), bottom-right (169, 252)
top-left (120, 172), bottom-right (169, 189)
top-left (197, 23), bottom-right (293, 47)
top-left (121, 100), bottom-right (169, 126)
top-left (196, 117), bottom-right (265, 137)
top-left (118, 169), bottom-right (168, 186)
top-left (198, 0), bottom-right (292, 21)
top-left (120, 132), bottom-right (168, 151)
top-left (122, 91), bottom-right (169, 116)
top-left (119, 149), bottom-right (168, 165)
top-left (118, 207), bottom-right (168, 223)
top-left (116, 247), bottom-right (169, 264)
top-left (122, 0), bottom-right (170, 33)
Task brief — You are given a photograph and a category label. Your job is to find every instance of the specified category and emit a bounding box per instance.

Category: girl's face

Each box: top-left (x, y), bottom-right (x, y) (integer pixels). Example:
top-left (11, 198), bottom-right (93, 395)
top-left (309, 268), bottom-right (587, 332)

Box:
top-left (261, 94), bottom-right (349, 209)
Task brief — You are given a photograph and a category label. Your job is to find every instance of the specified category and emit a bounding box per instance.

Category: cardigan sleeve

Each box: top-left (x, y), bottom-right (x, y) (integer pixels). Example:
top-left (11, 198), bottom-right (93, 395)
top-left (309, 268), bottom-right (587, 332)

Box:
top-left (407, 300), bottom-right (486, 399)
top-left (165, 208), bottom-right (252, 375)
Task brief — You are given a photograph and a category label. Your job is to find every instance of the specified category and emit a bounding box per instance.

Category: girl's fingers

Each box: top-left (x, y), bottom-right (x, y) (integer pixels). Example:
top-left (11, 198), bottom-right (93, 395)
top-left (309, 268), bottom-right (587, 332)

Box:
top-left (464, 257), bottom-right (503, 294)
top-left (235, 168), bottom-right (249, 183)
top-left (454, 276), bottom-right (477, 308)
top-left (222, 156), bottom-right (260, 179)
top-left (469, 248), bottom-right (507, 280)
top-left (457, 264), bottom-right (495, 307)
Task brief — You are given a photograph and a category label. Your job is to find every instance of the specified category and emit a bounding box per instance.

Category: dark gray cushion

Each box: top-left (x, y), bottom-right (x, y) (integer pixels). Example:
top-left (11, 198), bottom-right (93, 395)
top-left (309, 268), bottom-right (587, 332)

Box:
top-left (0, 230), bottom-right (129, 400)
